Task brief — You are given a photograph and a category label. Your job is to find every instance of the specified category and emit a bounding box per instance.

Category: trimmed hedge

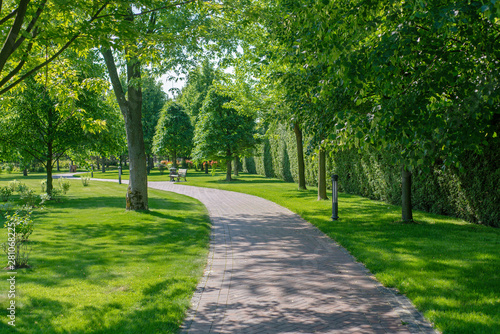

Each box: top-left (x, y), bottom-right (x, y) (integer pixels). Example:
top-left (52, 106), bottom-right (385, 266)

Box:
top-left (244, 124), bottom-right (499, 227)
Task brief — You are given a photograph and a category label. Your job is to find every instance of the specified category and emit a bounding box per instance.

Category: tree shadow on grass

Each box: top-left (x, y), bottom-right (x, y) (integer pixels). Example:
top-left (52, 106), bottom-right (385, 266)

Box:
top-left (203, 177), bottom-right (284, 185)
top-left (185, 171), bottom-right (285, 184)
top-left (49, 195), bottom-right (201, 213)
top-left (1, 297), bottom-right (74, 334)
top-left (84, 278), bottom-right (194, 333)
top-left (11, 278), bottom-right (193, 334)
top-left (21, 211), bottom-right (209, 287)
top-left (16, 191), bottom-right (210, 289)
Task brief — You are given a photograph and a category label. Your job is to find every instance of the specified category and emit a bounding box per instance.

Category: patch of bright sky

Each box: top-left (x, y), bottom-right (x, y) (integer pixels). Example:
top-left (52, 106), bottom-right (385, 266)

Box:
top-left (160, 46), bottom-right (243, 99)
top-left (160, 72), bottom-right (186, 99)
top-left (160, 65), bottom-right (236, 100)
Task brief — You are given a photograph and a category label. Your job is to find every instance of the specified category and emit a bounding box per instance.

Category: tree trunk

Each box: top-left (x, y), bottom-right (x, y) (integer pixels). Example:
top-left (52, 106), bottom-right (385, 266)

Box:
top-left (402, 166), bottom-right (413, 222)
top-left (101, 156), bottom-right (106, 173)
top-left (204, 161), bottom-right (209, 174)
top-left (172, 151), bottom-right (177, 168)
top-left (102, 47), bottom-right (148, 211)
top-left (294, 122), bottom-right (307, 190)
top-left (318, 147), bottom-right (328, 200)
top-left (226, 159), bottom-right (232, 181)
top-left (146, 154), bottom-right (152, 174)
top-left (234, 156), bottom-right (239, 176)
top-left (23, 168), bottom-right (28, 176)
top-left (56, 159), bottom-right (60, 172)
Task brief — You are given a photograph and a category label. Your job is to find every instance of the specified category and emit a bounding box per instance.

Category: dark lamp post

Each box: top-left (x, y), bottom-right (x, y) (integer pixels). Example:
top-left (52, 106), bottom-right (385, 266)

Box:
top-left (331, 174), bottom-right (339, 220)
top-left (118, 165), bottom-right (122, 184)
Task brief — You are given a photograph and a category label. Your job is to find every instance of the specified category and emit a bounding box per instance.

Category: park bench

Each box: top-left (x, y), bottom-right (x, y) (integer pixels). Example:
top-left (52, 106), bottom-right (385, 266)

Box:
top-left (169, 168), bottom-right (187, 182)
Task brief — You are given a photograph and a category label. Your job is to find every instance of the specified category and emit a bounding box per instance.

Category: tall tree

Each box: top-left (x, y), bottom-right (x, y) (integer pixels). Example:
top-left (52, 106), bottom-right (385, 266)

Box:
top-left (153, 102), bottom-right (194, 167)
top-left (0, 56), bottom-right (111, 195)
top-left (178, 60), bottom-right (218, 123)
top-left (142, 76), bottom-right (167, 170)
top-left (0, 78), bottom-right (80, 195)
top-left (102, 45), bottom-right (148, 210)
top-left (193, 87), bottom-right (257, 181)
top-left (100, 3), bottom-right (192, 210)
top-left (101, 1), bottom-right (242, 210)
top-left (233, 1), bottom-right (313, 191)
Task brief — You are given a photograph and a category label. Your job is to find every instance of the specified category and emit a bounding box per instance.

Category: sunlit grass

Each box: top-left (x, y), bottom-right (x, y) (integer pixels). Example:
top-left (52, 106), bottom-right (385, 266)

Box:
top-left (0, 172), bottom-right (210, 333)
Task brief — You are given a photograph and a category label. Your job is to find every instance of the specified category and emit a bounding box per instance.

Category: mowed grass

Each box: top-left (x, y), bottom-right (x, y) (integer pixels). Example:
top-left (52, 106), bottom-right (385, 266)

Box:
top-left (91, 168), bottom-right (500, 334)
top-left (0, 172), bottom-right (210, 333)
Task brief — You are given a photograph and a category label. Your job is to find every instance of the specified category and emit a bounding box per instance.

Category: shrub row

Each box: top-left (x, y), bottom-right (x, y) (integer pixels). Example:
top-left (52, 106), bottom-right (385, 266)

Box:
top-left (243, 124), bottom-right (499, 227)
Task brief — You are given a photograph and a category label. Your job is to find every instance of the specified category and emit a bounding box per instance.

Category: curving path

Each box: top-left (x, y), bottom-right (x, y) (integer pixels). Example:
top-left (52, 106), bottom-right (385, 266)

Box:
top-left (87, 178), bottom-right (436, 333)
top-left (142, 181), bottom-right (437, 334)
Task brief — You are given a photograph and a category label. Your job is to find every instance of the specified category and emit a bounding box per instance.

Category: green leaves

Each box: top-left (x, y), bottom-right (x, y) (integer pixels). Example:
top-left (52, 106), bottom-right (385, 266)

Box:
top-left (142, 75), bottom-right (167, 155)
top-left (263, 0), bottom-right (500, 170)
top-left (192, 87), bottom-right (256, 163)
top-left (153, 102), bottom-right (194, 158)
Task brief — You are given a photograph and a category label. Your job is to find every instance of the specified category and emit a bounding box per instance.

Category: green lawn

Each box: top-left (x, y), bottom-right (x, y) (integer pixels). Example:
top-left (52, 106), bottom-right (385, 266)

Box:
top-left (0, 172), bottom-right (210, 333)
top-left (94, 167), bottom-right (499, 334)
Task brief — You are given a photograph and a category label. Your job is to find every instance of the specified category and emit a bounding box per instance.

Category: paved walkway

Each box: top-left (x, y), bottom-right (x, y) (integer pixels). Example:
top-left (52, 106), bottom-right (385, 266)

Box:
top-left (144, 181), bottom-right (437, 334)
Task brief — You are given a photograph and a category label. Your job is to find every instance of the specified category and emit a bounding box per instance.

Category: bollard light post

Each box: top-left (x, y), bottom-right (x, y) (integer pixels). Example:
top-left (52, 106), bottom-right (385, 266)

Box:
top-left (118, 165), bottom-right (122, 184)
top-left (331, 174), bottom-right (339, 220)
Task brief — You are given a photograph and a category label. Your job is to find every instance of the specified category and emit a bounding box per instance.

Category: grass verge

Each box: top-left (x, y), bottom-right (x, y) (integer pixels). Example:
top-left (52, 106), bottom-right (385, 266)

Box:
top-left (0, 172), bottom-right (210, 333)
top-left (95, 168), bottom-right (499, 334)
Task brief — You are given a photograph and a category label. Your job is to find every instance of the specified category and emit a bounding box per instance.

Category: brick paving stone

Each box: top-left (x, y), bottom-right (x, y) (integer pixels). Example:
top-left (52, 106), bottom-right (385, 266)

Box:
top-left (93, 179), bottom-right (438, 333)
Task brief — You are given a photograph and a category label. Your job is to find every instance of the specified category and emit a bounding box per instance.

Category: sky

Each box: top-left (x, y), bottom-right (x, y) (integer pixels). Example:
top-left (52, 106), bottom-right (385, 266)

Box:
top-left (160, 72), bottom-right (186, 99)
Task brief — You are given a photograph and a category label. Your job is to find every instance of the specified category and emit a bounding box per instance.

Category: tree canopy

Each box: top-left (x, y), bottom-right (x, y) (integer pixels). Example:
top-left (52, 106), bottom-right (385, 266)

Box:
top-left (0, 50), bottom-right (115, 194)
top-left (193, 87), bottom-right (257, 181)
top-left (153, 102), bottom-right (194, 167)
